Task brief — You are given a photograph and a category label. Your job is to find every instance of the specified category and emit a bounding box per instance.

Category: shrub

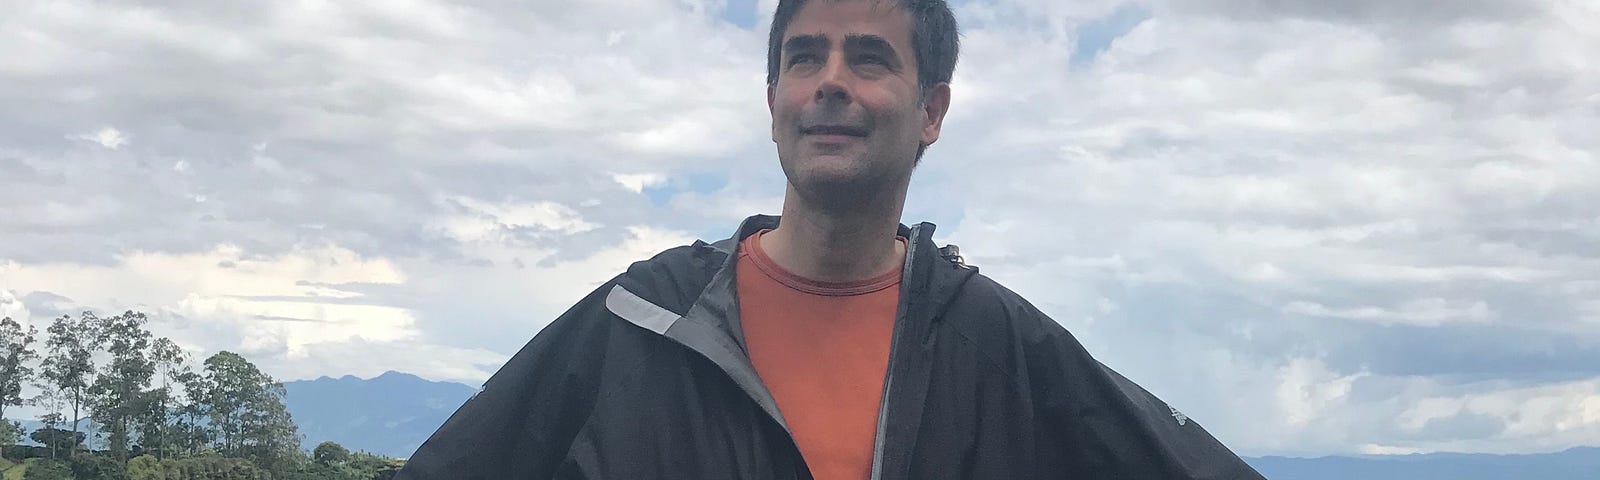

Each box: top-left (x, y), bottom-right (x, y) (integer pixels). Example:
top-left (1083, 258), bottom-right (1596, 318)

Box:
top-left (23, 459), bottom-right (71, 480)
top-left (128, 455), bottom-right (172, 480)
top-left (69, 454), bottom-right (128, 480)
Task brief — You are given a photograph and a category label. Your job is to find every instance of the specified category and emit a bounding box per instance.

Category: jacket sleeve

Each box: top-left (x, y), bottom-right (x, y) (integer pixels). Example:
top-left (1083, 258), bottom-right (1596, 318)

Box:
top-left (395, 280), bottom-right (618, 480)
top-left (1022, 311), bottom-right (1266, 479)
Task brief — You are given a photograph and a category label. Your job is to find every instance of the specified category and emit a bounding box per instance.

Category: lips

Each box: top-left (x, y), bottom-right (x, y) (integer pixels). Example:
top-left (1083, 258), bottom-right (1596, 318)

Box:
top-left (800, 125), bottom-right (868, 137)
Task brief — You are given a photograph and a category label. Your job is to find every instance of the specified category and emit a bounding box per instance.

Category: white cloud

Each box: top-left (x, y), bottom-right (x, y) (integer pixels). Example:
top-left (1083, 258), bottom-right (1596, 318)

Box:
top-left (2, 244), bottom-right (412, 352)
top-left (2, 0), bottom-right (1596, 458)
top-left (265, 339), bottom-right (508, 386)
top-left (935, 0), bottom-right (1599, 456)
top-left (431, 197), bottom-right (598, 244)
top-left (1284, 298), bottom-right (1494, 327)
top-left (69, 126), bottom-right (128, 149)
top-left (1359, 444), bottom-right (1429, 455)
top-left (610, 172), bottom-right (667, 194)
top-left (0, 288), bottom-right (32, 325)
top-left (1276, 358), bottom-right (1365, 427)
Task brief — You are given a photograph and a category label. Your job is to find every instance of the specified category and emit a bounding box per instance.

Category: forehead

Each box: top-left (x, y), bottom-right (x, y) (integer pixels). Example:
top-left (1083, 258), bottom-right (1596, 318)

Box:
top-left (784, 0), bottom-right (914, 49)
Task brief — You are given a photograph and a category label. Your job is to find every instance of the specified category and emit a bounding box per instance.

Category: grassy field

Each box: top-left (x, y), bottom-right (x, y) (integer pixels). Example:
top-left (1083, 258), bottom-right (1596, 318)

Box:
top-left (0, 458), bottom-right (23, 480)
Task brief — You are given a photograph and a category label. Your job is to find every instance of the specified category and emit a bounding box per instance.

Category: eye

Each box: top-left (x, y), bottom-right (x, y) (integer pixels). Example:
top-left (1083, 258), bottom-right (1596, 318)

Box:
top-left (787, 53), bottom-right (820, 68)
top-left (854, 54), bottom-right (889, 66)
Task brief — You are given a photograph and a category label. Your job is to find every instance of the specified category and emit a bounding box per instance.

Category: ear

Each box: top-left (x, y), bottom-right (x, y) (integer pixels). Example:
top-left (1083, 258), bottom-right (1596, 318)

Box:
top-left (920, 83), bottom-right (951, 147)
top-left (767, 84), bottom-right (778, 143)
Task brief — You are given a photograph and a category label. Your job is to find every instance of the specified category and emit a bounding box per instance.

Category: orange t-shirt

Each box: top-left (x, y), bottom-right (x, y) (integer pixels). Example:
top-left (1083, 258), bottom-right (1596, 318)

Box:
top-left (737, 230), bottom-right (904, 480)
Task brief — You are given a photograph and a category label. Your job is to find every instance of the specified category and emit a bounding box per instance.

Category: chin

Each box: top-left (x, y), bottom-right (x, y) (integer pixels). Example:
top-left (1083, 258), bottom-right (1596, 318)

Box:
top-left (785, 159), bottom-right (892, 208)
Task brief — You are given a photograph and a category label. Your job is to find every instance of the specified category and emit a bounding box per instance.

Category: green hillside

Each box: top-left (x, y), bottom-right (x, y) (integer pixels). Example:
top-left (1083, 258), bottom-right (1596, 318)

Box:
top-left (0, 458), bottom-right (24, 480)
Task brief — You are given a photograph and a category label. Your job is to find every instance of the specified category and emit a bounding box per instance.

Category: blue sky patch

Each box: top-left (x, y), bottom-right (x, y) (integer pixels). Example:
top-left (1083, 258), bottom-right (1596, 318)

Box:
top-left (720, 0), bottom-right (760, 29)
top-left (1071, 4), bottom-right (1151, 69)
top-left (644, 171), bottom-right (730, 206)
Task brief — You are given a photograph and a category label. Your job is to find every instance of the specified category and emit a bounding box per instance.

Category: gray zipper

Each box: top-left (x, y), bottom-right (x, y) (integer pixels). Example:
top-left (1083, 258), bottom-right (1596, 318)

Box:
top-left (869, 223), bottom-right (922, 480)
top-left (606, 226), bottom-right (794, 436)
top-left (607, 219), bottom-right (924, 479)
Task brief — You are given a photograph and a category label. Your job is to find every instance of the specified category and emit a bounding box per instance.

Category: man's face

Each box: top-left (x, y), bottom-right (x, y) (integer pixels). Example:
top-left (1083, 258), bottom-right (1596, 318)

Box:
top-left (768, 0), bottom-right (949, 202)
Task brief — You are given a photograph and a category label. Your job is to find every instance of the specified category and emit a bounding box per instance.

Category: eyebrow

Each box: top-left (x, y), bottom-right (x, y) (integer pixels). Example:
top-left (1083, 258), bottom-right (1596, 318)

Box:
top-left (843, 34), bottom-right (896, 57)
top-left (782, 34), bottom-right (828, 54)
top-left (782, 34), bottom-right (902, 68)
top-left (784, 34), bottom-right (898, 53)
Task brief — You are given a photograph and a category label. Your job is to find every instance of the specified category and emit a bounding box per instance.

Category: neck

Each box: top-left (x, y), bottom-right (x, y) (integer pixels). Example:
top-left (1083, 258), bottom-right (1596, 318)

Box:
top-left (762, 180), bottom-right (910, 283)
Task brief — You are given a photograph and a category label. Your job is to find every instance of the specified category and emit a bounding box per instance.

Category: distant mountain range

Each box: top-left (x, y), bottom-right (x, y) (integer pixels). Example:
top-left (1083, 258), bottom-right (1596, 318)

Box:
top-left (282, 371), bottom-right (477, 458)
top-left (13, 371), bottom-right (1594, 478)
top-left (1246, 447), bottom-right (1600, 479)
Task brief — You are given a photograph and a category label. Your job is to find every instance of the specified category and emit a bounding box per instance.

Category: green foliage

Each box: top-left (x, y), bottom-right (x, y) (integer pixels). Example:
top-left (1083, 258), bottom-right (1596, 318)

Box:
top-left (89, 311), bottom-right (157, 458)
top-left (164, 454), bottom-right (265, 480)
top-left (26, 429), bottom-right (83, 455)
top-left (0, 422), bottom-right (26, 471)
top-left (1, 446), bottom-right (45, 463)
top-left (1, 458), bottom-right (20, 480)
top-left (347, 452), bottom-right (404, 480)
top-left (29, 404), bottom-right (65, 461)
top-left (126, 458), bottom-right (155, 479)
top-left (312, 441), bottom-right (350, 466)
top-left (18, 448), bottom-right (403, 480)
top-left (21, 459), bottom-right (69, 480)
top-left (8, 308), bottom-right (407, 479)
top-left (69, 453), bottom-right (128, 480)
top-left (171, 373), bottom-right (212, 457)
top-left (198, 352), bottom-right (300, 472)
top-left (276, 462), bottom-right (361, 480)
top-left (40, 313), bottom-right (101, 444)
top-left (1, 318), bottom-right (39, 428)
top-left (126, 455), bottom-right (164, 480)
top-left (142, 338), bottom-right (190, 460)
top-left (296, 442), bottom-right (403, 480)
top-left (2, 458), bottom-right (20, 480)
top-left (0, 421), bottom-right (20, 450)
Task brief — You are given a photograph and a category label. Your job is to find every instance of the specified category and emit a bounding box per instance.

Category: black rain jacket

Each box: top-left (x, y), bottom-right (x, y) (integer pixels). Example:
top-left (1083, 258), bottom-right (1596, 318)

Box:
top-left (397, 215), bottom-right (1265, 479)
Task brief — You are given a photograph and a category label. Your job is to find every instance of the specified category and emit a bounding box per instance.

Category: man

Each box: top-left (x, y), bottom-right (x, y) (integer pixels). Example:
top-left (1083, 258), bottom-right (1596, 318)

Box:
top-left (398, 0), bottom-right (1264, 478)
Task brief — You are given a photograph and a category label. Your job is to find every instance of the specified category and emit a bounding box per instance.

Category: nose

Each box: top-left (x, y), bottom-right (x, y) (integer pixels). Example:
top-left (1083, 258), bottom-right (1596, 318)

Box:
top-left (814, 53), bottom-right (851, 104)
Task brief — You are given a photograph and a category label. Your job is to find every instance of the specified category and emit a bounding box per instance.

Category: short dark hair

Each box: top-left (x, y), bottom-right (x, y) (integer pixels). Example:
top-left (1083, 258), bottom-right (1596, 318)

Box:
top-left (766, 0), bottom-right (960, 95)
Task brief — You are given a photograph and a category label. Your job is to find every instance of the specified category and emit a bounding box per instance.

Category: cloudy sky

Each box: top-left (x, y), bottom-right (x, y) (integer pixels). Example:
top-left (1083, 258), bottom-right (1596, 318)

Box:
top-left (2, 0), bottom-right (1597, 458)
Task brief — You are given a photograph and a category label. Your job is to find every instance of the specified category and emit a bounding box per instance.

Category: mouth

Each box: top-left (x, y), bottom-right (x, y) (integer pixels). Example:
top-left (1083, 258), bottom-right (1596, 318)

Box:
top-left (799, 125), bottom-right (868, 137)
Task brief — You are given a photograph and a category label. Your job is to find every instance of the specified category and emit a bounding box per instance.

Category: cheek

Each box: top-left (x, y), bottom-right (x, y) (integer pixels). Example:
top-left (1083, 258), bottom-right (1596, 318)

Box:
top-left (865, 99), bottom-right (911, 131)
top-left (773, 84), bottom-right (809, 107)
top-left (771, 97), bottom-right (802, 124)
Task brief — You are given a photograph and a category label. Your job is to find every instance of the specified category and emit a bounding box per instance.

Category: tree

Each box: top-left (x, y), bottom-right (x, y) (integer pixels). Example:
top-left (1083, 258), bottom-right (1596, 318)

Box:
top-left (165, 453), bottom-right (265, 480)
top-left (31, 394), bottom-right (69, 459)
top-left (141, 337), bottom-right (189, 460)
top-left (171, 370), bottom-right (211, 457)
top-left (89, 311), bottom-right (157, 459)
top-left (127, 454), bottom-right (171, 480)
top-left (0, 419), bottom-right (21, 451)
top-left (1, 317), bottom-right (39, 429)
top-left (23, 459), bottom-right (73, 480)
top-left (29, 426), bottom-right (86, 454)
top-left (69, 452), bottom-right (128, 480)
top-left (312, 441), bottom-right (350, 466)
top-left (199, 352), bottom-right (299, 472)
top-left (348, 451), bottom-right (405, 480)
top-left (40, 312), bottom-right (101, 449)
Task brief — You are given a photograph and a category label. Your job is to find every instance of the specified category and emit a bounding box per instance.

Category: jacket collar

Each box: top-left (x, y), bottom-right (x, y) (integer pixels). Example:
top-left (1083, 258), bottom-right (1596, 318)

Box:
top-left (605, 214), bottom-right (976, 440)
top-left (708, 214), bottom-right (926, 256)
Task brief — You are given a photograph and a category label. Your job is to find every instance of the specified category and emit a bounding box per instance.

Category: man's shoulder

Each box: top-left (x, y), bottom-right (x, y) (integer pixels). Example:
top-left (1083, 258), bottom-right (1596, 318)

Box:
top-left (612, 240), bottom-right (728, 315)
top-left (940, 271), bottom-right (1083, 350)
top-left (944, 272), bottom-right (1043, 322)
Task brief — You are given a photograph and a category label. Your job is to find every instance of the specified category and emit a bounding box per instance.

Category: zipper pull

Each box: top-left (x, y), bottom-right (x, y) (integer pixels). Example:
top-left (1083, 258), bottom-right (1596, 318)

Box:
top-left (938, 244), bottom-right (969, 268)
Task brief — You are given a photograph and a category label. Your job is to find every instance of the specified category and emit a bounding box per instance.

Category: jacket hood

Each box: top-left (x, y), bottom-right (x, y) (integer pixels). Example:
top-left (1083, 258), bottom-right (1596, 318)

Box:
top-left (604, 214), bottom-right (980, 437)
top-left (708, 214), bottom-right (980, 323)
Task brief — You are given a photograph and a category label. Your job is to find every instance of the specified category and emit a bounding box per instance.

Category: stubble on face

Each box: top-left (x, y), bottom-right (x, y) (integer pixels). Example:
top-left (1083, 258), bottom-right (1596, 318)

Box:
top-left (769, 0), bottom-right (928, 211)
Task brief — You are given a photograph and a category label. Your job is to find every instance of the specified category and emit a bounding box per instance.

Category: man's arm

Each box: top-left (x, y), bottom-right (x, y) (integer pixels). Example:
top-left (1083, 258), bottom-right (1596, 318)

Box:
top-left (1023, 315), bottom-right (1266, 479)
top-left (396, 280), bottom-right (618, 480)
